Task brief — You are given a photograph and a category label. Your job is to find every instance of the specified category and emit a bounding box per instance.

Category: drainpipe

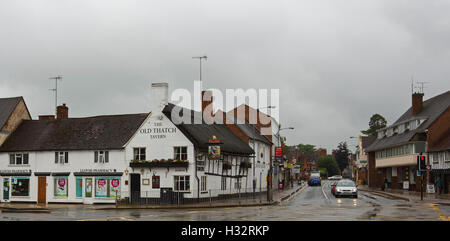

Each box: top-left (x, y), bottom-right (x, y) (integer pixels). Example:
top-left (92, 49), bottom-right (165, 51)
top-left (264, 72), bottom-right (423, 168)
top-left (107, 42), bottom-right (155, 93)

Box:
top-left (194, 148), bottom-right (200, 200)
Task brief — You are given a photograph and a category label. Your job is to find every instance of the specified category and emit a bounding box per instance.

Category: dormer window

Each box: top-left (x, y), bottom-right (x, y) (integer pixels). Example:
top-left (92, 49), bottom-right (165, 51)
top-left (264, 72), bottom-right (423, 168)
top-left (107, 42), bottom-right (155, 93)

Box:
top-left (386, 128), bottom-right (394, 137)
top-left (377, 130), bottom-right (385, 139)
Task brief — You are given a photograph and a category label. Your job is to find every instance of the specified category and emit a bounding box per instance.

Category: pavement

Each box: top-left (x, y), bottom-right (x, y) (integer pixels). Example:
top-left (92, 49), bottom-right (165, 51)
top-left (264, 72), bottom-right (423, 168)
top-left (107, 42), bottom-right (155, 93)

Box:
top-left (358, 184), bottom-right (450, 205)
top-left (0, 182), bottom-right (306, 212)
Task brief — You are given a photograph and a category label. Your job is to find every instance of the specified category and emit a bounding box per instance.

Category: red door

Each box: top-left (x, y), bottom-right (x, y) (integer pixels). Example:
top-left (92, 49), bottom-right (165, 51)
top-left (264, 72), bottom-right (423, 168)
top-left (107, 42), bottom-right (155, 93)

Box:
top-left (38, 177), bottom-right (46, 204)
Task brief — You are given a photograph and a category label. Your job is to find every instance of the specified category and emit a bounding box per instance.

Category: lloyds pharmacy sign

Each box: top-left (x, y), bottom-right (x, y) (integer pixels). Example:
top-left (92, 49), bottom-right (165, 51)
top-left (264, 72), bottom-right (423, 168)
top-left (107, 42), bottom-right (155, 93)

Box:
top-left (139, 122), bottom-right (177, 139)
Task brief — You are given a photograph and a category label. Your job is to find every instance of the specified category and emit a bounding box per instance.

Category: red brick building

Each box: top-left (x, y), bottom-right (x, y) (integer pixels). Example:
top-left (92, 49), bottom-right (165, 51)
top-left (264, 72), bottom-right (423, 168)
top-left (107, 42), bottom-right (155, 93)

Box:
top-left (366, 90), bottom-right (450, 191)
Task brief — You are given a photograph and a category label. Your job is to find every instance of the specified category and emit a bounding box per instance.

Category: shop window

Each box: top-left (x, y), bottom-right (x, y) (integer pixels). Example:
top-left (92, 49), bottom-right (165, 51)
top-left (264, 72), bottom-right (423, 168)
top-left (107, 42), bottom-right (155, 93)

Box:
top-left (11, 177), bottom-right (30, 196)
top-left (85, 178), bottom-right (93, 197)
top-left (174, 146), bottom-right (188, 160)
top-left (152, 176), bottom-right (160, 189)
top-left (54, 177), bottom-right (68, 197)
top-left (174, 176), bottom-right (190, 191)
top-left (133, 148), bottom-right (146, 161)
top-left (55, 152), bottom-right (69, 164)
top-left (9, 153), bottom-right (29, 165)
top-left (95, 151), bottom-right (109, 163)
top-left (76, 177), bottom-right (83, 198)
top-left (95, 177), bottom-right (121, 198)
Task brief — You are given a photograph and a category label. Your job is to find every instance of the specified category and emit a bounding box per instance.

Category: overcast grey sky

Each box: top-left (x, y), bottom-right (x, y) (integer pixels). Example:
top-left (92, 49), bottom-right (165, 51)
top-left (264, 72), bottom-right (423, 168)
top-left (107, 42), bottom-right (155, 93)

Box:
top-left (1, 0), bottom-right (449, 153)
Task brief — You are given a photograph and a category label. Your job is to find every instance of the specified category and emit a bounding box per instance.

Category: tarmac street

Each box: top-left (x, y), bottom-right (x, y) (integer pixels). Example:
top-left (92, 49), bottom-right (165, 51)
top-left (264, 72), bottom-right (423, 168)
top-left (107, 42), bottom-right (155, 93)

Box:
top-left (0, 180), bottom-right (447, 221)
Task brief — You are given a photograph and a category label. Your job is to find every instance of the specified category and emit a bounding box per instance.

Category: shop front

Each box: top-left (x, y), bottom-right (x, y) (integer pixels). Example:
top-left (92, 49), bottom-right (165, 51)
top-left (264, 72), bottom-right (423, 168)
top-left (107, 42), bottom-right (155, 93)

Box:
top-left (73, 171), bottom-right (123, 204)
top-left (0, 170), bottom-right (32, 203)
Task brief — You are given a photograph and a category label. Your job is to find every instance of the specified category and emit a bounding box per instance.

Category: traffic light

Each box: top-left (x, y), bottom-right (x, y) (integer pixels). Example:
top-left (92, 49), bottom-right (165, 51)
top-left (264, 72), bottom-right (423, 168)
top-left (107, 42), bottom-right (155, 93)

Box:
top-left (417, 155), bottom-right (426, 171)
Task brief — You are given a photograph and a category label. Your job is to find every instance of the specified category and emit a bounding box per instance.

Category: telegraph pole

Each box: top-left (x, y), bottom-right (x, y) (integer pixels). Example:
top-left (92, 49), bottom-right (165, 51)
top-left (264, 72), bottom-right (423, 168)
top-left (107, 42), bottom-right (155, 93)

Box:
top-left (49, 75), bottom-right (63, 115)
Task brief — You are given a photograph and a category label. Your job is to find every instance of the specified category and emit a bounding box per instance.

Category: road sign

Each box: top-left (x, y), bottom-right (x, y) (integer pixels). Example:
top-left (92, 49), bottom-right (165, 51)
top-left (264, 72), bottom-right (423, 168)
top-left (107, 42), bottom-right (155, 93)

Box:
top-left (417, 170), bottom-right (422, 176)
top-left (426, 165), bottom-right (431, 170)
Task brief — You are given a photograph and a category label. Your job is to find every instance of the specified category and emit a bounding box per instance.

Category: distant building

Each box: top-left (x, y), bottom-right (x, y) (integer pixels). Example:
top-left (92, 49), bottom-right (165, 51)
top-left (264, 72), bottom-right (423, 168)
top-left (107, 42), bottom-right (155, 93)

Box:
top-left (0, 97), bottom-right (31, 146)
top-left (355, 136), bottom-right (376, 184)
top-left (366, 90), bottom-right (450, 192)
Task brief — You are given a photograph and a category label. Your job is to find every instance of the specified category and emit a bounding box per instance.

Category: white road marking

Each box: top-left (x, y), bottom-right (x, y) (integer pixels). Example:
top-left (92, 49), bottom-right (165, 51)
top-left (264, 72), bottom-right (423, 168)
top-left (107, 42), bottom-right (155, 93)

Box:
top-left (321, 181), bottom-right (329, 200)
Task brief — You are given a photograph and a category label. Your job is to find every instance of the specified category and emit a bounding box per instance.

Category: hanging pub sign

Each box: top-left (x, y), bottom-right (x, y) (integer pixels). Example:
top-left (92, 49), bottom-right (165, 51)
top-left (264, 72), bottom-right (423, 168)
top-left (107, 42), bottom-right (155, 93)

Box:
top-left (207, 136), bottom-right (223, 160)
top-left (275, 147), bottom-right (282, 157)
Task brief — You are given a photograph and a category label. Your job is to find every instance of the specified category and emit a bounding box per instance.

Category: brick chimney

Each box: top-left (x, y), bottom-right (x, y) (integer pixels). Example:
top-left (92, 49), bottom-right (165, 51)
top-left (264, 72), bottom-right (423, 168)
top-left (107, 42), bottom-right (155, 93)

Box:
top-left (56, 103), bottom-right (69, 119)
top-left (202, 90), bottom-right (214, 122)
top-left (39, 115), bottom-right (55, 120)
top-left (412, 93), bottom-right (424, 116)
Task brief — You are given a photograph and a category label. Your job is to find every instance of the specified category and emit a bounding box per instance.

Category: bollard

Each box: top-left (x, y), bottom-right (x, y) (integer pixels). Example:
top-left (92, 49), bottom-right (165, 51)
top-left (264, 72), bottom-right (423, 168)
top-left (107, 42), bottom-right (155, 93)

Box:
top-left (209, 191), bottom-right (212, 206)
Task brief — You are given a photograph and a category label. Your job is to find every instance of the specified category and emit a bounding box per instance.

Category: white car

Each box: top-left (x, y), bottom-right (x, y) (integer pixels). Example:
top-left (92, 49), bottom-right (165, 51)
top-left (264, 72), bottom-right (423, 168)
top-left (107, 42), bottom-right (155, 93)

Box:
top-left (329, 175), bottom-right (342, 180)
top-left (334, 179), bottom-right (358, 198)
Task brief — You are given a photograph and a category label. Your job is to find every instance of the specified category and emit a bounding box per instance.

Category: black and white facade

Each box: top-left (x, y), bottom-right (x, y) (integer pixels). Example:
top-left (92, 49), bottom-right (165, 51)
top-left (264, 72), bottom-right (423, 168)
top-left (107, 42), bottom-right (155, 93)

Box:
top-left (0, 83), bottom-right (270, 204)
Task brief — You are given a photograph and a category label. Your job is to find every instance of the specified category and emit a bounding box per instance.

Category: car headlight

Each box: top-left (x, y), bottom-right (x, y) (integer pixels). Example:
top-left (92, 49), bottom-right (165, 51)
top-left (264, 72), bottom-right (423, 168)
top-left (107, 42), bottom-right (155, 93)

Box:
top-left (336, 188), bottom-right (341, 192)
top-left (352, 188), bottom-right (357, 192)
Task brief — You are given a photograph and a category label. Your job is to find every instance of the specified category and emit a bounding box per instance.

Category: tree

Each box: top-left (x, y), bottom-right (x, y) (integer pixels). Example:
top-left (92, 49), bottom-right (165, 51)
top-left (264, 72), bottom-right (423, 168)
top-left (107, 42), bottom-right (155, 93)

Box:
top-left (317, 155), bottom-right (340, 177)
top-left (335, 142), bottom-right (350, 172)
top-left (361, 114), bottom-right (387, 136)
top-left (297, 144), bottom-right (316, 155)
top-left (280, 137), bottom-right (290, 156)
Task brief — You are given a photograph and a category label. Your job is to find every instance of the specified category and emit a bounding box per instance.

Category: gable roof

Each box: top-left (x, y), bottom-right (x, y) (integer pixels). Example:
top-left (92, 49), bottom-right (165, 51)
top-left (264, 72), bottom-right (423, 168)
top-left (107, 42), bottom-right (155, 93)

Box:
top-left (162, 103), bottom-right (254, 155)
top-left (366, 90), bottom-right (450, 152)
top-left (217, 110), bottom-right (272, 145)
top-left (0, 113), bottom-right (149, 152)
top-left (428, 133), bottom-right (450, 152)
top-left (0, 97), bottom-right (28, 130)
top-left (361, 136), bottom-right (376, 149)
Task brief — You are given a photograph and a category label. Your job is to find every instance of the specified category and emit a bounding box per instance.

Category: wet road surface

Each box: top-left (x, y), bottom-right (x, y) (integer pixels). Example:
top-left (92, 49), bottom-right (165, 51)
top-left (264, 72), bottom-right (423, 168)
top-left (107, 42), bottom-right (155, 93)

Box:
top-left (0, 180), bottom-right (446, 221)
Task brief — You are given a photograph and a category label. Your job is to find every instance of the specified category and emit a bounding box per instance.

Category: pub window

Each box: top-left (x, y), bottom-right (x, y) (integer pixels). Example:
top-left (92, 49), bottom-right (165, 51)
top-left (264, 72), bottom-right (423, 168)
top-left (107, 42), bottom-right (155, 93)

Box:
top-left (95, 151), bottom-right (109, 163)
top-left (9, 153), bottom-right (29, 165)
top-left (221, 177), bottom-right (227, 190)
top-left (201, 176), bottom-right (207, 191)
top-left (152, 176), bottom-right (160, 189)
top-left (174, 146), bottom-right (188, 160)
top-left (133, 148), bottom-right (146, 161)
top-left (174, 176), bottom-right (190, 191)
top-left (55, 152), bottom-right (69, 164)
top-left (11, 177), bottom-right (30, 197)
top-left (234, 178), bottom-right (242, 190)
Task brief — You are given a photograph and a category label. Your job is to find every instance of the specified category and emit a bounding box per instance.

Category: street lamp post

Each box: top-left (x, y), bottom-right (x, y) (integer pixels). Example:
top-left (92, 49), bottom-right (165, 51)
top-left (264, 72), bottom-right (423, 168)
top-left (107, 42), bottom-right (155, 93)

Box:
top-left (251, 106), bottom-right (275, 196)
top-left (269, 125), bottom-right (294, 202)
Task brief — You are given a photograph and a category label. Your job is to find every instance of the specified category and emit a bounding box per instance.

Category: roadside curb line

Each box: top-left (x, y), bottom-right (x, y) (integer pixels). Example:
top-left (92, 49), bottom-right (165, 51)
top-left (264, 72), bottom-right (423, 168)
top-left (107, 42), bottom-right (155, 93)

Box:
top-left (278, 184), bottom-right (306, 205)
top-left (94, 185), bottom-right (306, 210)
top-left (359, 189), bottom-right (410, 201)
top-left (0, 207), bottom-right (51, 213)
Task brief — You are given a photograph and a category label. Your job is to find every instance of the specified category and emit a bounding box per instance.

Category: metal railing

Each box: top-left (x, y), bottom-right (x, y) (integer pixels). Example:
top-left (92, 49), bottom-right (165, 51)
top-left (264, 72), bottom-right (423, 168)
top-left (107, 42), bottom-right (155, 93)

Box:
top-left (117, 187), bottom-right (269, 206)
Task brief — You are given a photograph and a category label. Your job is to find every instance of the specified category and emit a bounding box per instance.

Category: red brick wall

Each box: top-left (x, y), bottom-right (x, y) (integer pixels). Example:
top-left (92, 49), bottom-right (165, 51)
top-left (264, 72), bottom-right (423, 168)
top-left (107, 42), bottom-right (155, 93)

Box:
top-left (427, 107), bottom-right (450, 149)
top-left (368, 152), bottom-right (382, 188)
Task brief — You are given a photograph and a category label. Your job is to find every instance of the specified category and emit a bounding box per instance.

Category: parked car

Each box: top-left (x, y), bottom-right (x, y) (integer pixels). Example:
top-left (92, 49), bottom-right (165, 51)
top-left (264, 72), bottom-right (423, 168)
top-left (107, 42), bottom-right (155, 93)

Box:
top-left (334, 179), bottom-right (358, 198)
top-left (329, 175), bottom-right (342, 180)
top-left (331, 181), bottom-right (338, 196)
